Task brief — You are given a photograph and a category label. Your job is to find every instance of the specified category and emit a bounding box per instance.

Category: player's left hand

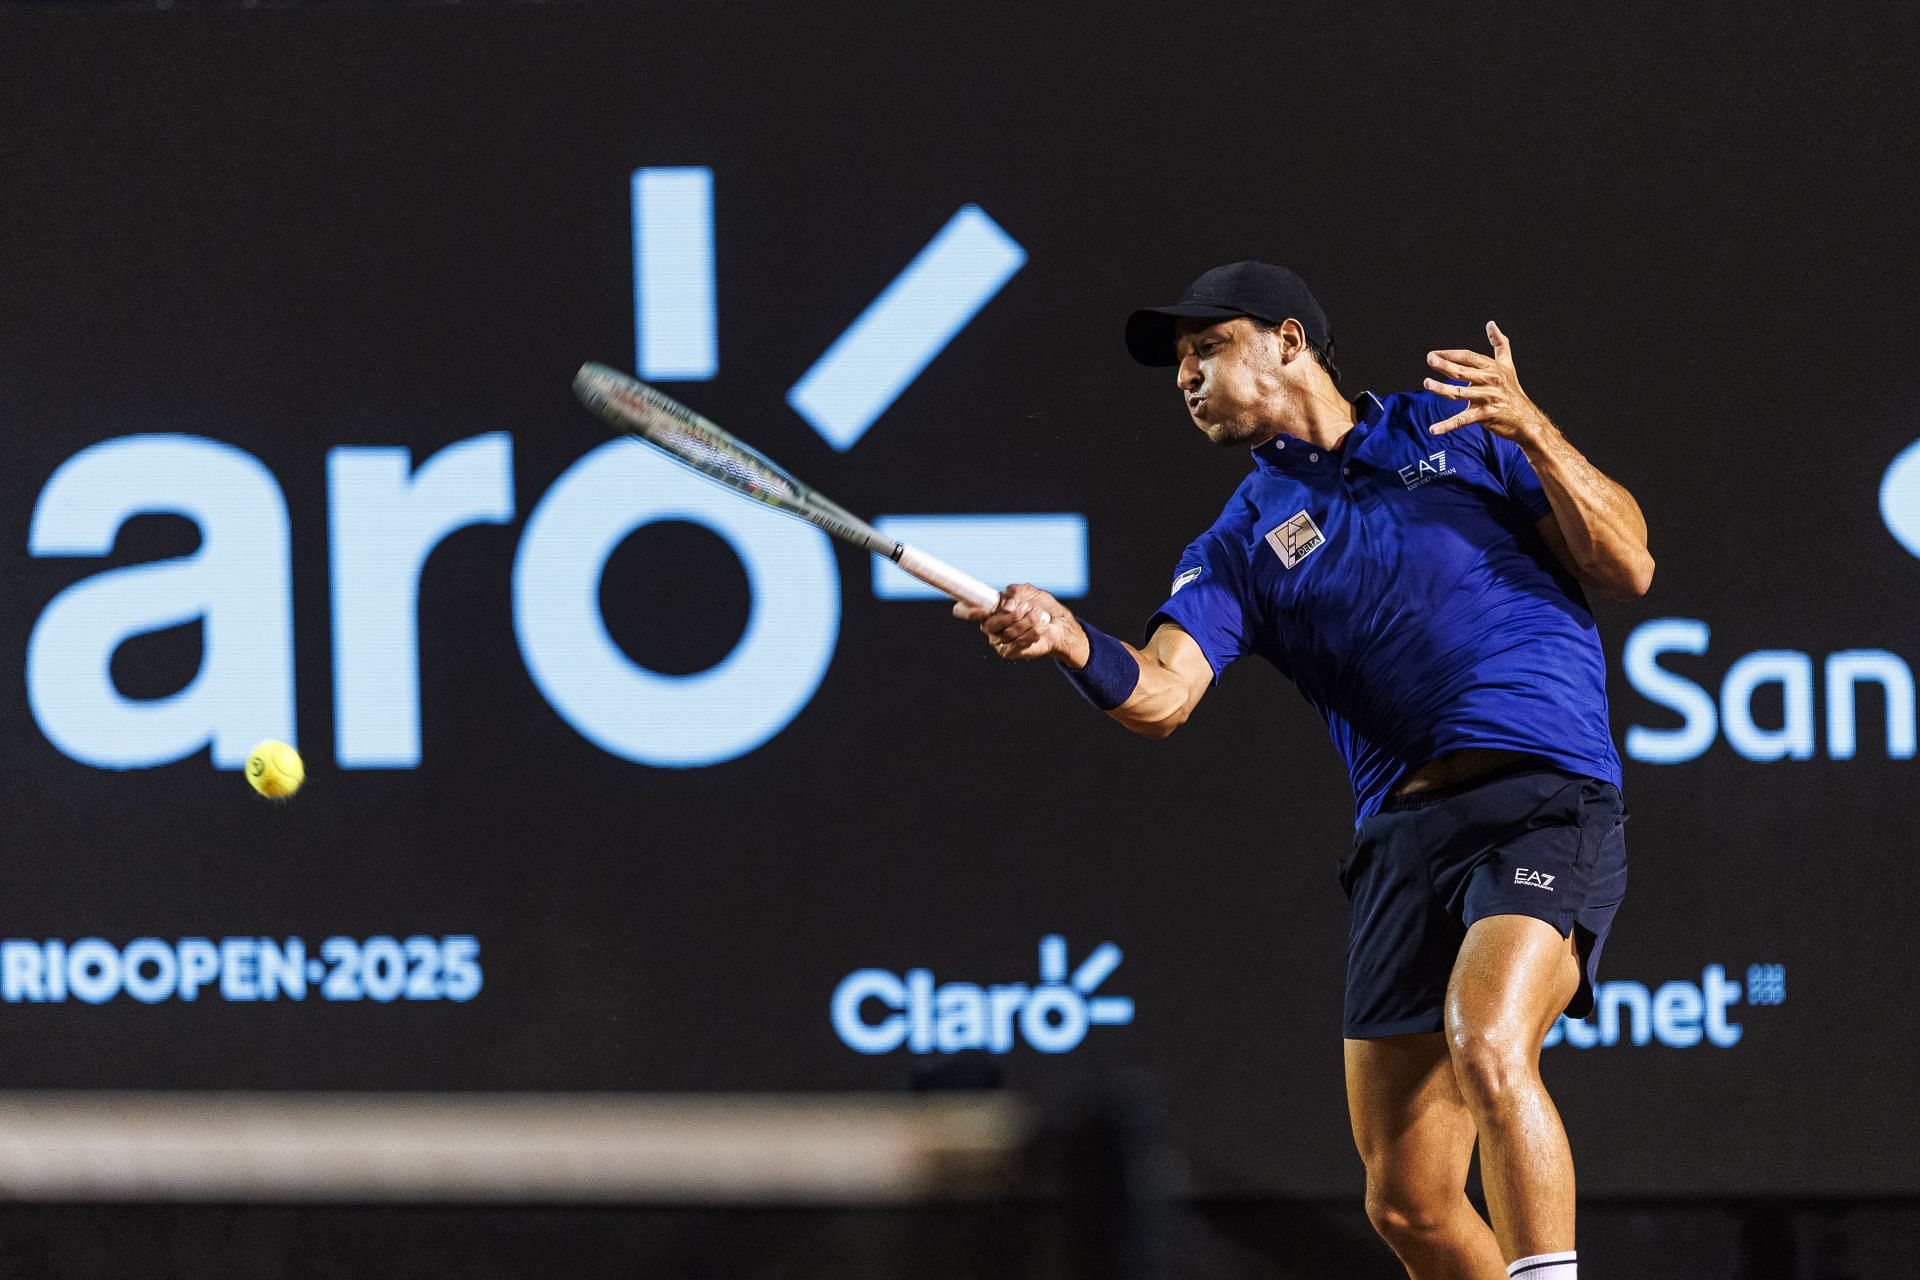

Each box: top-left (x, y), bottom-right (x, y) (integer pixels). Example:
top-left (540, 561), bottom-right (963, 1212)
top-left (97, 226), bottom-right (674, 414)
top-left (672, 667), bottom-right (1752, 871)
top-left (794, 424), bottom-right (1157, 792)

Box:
top-left (1422, 321), bottom-right (1554, 447)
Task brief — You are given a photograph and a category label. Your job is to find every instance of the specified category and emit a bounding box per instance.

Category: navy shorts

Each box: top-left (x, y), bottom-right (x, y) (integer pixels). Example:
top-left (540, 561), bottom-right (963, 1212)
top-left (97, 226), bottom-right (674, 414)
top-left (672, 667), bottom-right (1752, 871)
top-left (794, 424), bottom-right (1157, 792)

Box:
top-left (1338, 763), bottom-right (1628, 1039)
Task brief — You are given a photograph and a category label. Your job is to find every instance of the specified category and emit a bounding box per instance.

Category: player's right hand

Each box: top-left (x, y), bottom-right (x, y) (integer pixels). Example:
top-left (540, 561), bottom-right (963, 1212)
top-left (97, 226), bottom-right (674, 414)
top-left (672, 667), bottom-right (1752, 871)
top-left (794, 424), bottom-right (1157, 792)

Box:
top-left (953, 583), bottom-right (1088, 665)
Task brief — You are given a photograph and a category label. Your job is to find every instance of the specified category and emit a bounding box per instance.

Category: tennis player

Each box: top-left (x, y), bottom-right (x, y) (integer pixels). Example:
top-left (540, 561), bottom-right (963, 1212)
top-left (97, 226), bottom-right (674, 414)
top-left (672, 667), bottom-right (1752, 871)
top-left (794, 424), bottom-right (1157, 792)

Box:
top-left (960, 261), bottom-right (1650, 1280)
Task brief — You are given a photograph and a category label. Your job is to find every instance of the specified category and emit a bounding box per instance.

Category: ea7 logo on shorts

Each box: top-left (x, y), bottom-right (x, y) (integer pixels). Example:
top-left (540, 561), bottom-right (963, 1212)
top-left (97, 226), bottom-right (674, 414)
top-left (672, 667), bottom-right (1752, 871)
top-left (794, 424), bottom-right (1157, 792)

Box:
top-left (1398, 451), bottom-right (1456, 489)
top-left (1264, 511), bottom-right (1326, 569)
top-left (1515, 868), bottom-right (1556, 891)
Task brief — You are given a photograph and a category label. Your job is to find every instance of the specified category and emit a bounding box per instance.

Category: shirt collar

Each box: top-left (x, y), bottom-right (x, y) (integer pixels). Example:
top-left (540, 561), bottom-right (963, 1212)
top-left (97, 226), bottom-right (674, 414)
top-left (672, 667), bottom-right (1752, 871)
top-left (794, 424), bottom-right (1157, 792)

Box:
top-left (1250, 391), bottom-right (1388, 471)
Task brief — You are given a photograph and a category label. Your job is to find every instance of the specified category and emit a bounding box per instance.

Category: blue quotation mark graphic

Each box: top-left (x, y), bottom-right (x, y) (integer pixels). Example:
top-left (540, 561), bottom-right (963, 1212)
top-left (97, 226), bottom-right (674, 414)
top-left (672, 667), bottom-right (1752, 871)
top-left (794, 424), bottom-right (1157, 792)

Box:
top-left (631, 167), bottom-right (718, 381)
top-left (870, 514), bottom-right (1088, 600)
top-left (785, 206), bottom-right (1028, 451)
top-left (629, 167), bottom-right (1089, 606)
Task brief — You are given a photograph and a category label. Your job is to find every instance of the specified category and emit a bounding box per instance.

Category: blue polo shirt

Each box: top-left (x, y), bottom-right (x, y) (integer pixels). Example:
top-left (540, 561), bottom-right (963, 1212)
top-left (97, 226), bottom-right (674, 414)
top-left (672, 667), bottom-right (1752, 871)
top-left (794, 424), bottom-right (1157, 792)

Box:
top-left (1146, 389), bottom-right (1623, 821)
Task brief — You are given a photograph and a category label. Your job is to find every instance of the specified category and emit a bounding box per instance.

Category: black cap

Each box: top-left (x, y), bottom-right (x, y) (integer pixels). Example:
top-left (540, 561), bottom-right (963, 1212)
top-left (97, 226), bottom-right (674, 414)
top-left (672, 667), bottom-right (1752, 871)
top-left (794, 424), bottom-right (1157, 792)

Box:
top-left (1125, 261), bottom-right (1331, 366)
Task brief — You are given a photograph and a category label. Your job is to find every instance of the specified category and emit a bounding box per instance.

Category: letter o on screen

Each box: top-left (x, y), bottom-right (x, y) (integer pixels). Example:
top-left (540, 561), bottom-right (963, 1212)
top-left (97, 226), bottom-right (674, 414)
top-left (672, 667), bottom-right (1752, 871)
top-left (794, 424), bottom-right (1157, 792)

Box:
top-left (121, 938), bottom-right (178, 1004)
top-left (66, 939), bottom-right (122, 1005)
top-left (1020, 985), bottom-right (1090, 1053)
top-left (514, 441), bottom-right (839, 767)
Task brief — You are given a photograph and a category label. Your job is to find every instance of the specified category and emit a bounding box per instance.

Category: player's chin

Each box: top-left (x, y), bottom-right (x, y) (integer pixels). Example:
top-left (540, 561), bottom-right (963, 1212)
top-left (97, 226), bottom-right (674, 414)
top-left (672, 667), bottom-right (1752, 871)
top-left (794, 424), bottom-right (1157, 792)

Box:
top-left (1198, 419), bottom-right (1256, 448)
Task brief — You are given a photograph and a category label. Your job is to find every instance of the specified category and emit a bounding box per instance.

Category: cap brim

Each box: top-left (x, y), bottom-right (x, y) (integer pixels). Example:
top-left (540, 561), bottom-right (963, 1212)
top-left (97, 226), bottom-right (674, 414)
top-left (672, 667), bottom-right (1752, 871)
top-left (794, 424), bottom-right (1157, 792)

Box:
top-left (1124, 303), bottom-right (1252, 366)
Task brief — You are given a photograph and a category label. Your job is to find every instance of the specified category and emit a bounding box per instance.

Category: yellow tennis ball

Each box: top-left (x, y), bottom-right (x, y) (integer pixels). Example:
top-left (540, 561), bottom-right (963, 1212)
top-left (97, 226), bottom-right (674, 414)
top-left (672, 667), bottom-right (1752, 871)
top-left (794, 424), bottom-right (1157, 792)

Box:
top-left (246, 740), bottom-right (304, 800)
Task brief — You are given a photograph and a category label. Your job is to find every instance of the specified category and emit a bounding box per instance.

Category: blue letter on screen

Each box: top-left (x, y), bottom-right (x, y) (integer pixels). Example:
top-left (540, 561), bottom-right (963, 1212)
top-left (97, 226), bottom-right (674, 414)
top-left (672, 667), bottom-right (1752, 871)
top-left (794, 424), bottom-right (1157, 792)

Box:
top-left (512, 439), bottom-right (839, 767)
top-left (1623, 618), bottom-right (1717, 764)
top-left (329, 433), bottom-right (516, 768)
top-left (632, 167), bottom-right (718, 381)
top-left (27, 435), bottom-right (294, 769)
top-left (1720, 649), bottom-right (1815, 762)
top-left (1825, 650), bottom-right (1917, 760)
top-left (787, 205), bottom-right (1026, 451)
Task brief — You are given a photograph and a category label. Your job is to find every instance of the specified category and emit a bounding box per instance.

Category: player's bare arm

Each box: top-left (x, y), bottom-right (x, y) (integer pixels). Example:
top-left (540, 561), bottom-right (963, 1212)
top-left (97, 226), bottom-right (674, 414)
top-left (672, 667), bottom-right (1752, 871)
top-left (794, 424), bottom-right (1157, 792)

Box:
top-left (1424, 321), bottom-right (1655, 601)
top-left (954, 588), bottom-right (1212, 737)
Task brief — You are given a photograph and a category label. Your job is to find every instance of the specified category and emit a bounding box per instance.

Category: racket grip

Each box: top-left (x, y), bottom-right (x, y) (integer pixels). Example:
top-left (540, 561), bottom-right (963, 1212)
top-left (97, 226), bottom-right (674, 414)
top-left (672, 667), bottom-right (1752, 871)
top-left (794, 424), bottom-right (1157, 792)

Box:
top-left (894, 544), bottom-right (1001, 610)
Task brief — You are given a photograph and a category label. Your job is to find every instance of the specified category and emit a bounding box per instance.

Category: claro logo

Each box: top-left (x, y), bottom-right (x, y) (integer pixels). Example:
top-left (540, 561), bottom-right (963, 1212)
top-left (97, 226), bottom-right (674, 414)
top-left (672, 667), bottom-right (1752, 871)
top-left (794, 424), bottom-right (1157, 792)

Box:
top-left (831, 936), bottom-right (1134, 1055)
top-left (22, 171), bottom-right (1087, 773)
top-left (1620, 445), bottom-right (1920, 765)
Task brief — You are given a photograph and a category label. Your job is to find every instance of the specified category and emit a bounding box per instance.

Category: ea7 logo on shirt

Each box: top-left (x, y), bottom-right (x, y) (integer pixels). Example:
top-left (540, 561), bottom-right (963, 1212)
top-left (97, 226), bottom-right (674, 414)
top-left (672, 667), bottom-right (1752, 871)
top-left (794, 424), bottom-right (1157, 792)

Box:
top-left (1515, 868), bottom-right (1556, 891)
top-left (1397, 450), bottom-right (1456, 489)
top-left (1264, 511), bottom-right (1326, 569)
top-left (1170, 566), bottom-right (1202, 595)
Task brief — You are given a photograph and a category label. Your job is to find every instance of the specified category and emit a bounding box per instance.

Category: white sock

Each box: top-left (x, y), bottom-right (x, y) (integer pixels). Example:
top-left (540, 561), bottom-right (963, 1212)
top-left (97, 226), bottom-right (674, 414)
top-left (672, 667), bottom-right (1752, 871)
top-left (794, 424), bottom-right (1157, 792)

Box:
top-left (1507, 1251), bottom-right (1576, 1279)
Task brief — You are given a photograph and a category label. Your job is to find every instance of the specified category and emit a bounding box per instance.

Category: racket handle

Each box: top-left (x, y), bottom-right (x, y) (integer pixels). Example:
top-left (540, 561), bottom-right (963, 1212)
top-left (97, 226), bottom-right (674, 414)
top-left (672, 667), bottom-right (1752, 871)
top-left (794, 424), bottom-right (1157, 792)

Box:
top-left (893, 544), bottom-right (1001, 610)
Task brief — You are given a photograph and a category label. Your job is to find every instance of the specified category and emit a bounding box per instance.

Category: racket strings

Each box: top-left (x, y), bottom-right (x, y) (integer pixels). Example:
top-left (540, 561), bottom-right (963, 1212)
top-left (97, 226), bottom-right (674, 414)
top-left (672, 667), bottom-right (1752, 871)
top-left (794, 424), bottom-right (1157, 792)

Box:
top-left (608, 381), bottom-right (803, 502)
top-left (575, 365), bottom-right (916, 563)
top-left (651, 420), bottom-right (799, 501)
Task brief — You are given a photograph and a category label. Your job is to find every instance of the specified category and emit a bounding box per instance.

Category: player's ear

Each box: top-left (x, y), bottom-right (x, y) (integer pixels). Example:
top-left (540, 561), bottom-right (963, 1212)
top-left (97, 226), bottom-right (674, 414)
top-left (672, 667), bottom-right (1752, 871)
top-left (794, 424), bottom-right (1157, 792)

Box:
top-left (1277, 317), bottom-right (1309, 362)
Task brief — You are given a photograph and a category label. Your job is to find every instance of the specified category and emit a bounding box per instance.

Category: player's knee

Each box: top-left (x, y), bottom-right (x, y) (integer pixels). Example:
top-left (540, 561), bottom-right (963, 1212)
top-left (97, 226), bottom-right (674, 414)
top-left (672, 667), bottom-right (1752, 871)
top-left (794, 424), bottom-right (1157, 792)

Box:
top-left (1364, 1182), bottom-right (1454, 1252)
top-left (1445, 1021), bottom-right (1536, 1112)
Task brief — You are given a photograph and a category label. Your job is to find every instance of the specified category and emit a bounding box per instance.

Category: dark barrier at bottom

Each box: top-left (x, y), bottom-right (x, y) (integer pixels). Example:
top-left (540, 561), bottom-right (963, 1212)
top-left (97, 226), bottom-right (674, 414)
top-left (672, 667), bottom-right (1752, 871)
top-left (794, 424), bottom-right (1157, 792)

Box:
top-left (0, 1086), bottom-right (1911, 1277)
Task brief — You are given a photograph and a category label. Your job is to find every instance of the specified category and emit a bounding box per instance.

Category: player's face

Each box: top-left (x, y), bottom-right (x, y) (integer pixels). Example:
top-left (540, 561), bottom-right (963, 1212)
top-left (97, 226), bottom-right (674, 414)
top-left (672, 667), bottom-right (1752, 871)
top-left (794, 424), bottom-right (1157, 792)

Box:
top-left (1171, 316), bottom-right (1297, 448)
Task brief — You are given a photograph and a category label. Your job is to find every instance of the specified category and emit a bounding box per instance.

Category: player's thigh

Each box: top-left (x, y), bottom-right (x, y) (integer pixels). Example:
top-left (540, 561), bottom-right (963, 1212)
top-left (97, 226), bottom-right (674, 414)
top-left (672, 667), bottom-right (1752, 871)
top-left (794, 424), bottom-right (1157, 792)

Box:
top-left (1344, 1032), bottom-right (1478, 1196)
top-left (1445, 913), bottom-right (1581, 1053)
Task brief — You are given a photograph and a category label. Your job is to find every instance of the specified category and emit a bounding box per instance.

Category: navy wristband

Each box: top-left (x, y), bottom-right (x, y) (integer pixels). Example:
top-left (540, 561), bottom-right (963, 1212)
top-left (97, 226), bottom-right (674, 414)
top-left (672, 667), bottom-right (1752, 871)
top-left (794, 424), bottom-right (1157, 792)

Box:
top-left (1059, 621), bottom-right (1140, 711)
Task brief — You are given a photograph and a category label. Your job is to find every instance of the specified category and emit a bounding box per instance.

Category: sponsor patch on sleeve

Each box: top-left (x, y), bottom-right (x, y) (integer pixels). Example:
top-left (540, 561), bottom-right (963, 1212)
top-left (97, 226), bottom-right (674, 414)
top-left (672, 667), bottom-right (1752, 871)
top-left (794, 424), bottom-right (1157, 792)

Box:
top-left (1170, 566), bottom-right (1202, 595)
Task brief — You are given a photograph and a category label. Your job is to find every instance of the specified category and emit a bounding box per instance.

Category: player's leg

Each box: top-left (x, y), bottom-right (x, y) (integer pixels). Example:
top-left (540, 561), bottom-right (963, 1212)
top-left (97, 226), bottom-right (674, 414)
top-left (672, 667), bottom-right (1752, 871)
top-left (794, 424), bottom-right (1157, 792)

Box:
top-left (1345, 1031), bottom-right (1509, 1280)
top-left (1443, 914), bottom-right (1582, 1264)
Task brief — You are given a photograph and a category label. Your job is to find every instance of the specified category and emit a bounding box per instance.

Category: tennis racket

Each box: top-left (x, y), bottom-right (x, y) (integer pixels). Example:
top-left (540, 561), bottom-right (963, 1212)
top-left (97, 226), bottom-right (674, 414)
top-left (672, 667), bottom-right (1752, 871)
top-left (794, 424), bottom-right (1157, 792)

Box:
top-left (572, 363), bottom-right (1001, 609)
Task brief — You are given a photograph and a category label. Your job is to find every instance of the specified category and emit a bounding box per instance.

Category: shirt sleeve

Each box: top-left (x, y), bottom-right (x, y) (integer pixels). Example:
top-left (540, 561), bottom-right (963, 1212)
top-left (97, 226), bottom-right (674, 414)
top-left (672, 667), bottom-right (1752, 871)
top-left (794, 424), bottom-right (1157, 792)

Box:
top-left (1484, 429), bottom-right (1555, 521)
top-left (1141, 532), bottom-right (1252, 678)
